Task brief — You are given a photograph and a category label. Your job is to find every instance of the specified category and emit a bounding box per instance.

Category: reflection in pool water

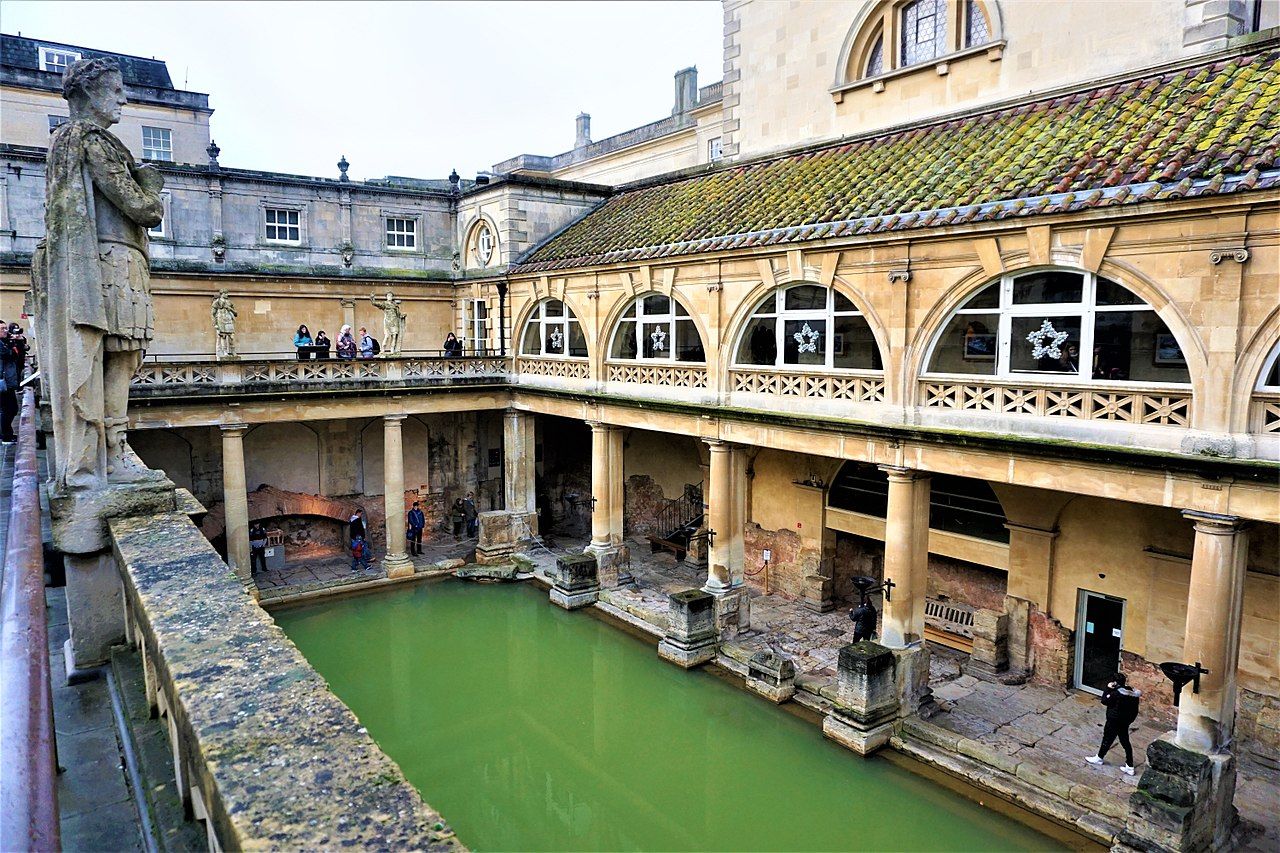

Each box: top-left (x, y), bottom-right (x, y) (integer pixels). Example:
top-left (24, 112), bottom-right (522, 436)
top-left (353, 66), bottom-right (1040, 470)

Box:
top-left (275, 581), bottom-right (1062, 852)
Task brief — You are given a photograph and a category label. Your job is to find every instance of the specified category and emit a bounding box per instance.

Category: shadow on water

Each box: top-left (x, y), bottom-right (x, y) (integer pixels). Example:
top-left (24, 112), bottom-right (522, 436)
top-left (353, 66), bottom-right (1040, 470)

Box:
top-left (274, 579), bottom-right (1101, 852)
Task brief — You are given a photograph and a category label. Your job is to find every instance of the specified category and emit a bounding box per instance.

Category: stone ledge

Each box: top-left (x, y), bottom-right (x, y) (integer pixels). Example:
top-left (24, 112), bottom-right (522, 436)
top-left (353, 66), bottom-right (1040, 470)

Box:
top-left (109, 511), bottom-right (461, 850)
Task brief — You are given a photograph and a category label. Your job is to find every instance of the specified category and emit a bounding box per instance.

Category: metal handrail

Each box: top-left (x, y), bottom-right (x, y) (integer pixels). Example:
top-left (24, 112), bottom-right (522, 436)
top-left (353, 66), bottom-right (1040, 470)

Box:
top-left (0, 388), bottom-right (60, 851)
top-left (141, 348), bottom-right (501, 363)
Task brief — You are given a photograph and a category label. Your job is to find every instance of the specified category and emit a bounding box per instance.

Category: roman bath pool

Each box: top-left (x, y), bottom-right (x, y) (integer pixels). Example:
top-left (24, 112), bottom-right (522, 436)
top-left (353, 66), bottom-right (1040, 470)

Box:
top-left (275, 581), bottom-right (1081, 851)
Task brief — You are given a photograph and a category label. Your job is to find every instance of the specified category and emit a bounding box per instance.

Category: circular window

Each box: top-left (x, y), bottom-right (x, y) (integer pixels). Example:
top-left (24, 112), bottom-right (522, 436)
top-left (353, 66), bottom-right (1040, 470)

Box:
top-left (475, 223), bottom-right (494, 266)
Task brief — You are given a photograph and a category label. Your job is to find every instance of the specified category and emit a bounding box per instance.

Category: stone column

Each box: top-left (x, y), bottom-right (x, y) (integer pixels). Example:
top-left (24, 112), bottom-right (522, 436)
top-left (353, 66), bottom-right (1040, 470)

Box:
top-left (703, 440), bottom-right (736, 593)
top-left (879, 466), bottom-right (930, 648)
top-left (220, 424), bottom-right (252, 587)
top-left (381, 415), bottom-right (413, 578)
top-left (584, 421), bottom-right (627, 585)
top-left (503, 409), bottom-right (536, 515)
top-left (1177, 511), bottom-right (1249, 753)
top-left (340, 298), bottom-right (356, 334)
top-left (1004, 521), bottom-right (1059, 678)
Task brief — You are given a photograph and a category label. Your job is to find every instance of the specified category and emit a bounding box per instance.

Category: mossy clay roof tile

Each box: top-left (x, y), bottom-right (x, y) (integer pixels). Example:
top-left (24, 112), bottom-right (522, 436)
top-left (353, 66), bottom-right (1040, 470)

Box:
top-left (517, 47), bottom-right (1280, 273)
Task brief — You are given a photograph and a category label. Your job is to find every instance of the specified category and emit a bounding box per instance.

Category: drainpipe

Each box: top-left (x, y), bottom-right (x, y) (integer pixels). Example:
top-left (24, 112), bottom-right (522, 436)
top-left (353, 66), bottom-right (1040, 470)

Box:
top-left (497, 277), bottom-right (508, 357)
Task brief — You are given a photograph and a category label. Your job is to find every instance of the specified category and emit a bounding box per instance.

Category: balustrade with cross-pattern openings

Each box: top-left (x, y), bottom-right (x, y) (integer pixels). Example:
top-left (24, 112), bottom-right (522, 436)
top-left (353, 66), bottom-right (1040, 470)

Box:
top-left (130, 356), bottom-right (510, 394)
top-left (919, 379), bottom-right (1192, 427)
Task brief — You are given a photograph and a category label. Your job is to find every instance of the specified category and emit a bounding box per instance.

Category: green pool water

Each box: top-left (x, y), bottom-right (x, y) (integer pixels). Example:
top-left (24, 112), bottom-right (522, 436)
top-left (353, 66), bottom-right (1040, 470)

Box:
top-left (275, 581), bottom-right (1064, 852)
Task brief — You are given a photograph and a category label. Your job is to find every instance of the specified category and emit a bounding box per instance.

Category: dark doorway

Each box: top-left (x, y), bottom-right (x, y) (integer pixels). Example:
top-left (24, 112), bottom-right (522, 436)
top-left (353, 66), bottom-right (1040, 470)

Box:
top-left (536, 415), bottom-right (591, 540)
top-left (1074, 590), bottom-right (1126, 694)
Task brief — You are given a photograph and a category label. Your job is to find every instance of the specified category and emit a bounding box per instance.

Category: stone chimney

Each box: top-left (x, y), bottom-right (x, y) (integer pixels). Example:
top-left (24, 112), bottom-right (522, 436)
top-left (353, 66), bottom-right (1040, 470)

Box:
top-left (673, 66), bottom-right (698, 115)
top-left (575, 112), bottom-right (591, 149)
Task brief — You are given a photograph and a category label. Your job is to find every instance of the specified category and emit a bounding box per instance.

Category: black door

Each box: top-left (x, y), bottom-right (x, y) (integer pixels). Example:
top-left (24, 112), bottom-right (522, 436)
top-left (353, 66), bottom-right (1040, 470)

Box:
top-left (1077, 592), bottom-right (1125, 692)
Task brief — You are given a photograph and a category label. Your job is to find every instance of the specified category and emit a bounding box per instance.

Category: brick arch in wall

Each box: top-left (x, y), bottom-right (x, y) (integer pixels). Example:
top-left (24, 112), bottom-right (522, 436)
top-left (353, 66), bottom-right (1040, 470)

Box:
top-left (200, 484), bottom-right (366, 541)
top-left (1232, 305), bottom-right (1280, 432)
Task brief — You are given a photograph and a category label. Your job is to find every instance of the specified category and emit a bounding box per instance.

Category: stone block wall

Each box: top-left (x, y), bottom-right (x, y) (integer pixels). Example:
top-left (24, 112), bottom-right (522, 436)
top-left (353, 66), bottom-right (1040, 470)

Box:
top-left (927, 554), bottom-right (1008, 612)
top-left (1028, 607), bottom-right (1073, 687)
top-left (623, 474), bottom-right (669, 538)
top-left (743, 522), bottom-right (823, 598)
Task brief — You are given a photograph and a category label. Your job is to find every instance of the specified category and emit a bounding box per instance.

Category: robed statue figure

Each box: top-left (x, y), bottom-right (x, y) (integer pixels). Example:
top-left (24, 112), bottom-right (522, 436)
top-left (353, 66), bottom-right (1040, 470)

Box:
top-left (32, 57), bottom-right (166, 492)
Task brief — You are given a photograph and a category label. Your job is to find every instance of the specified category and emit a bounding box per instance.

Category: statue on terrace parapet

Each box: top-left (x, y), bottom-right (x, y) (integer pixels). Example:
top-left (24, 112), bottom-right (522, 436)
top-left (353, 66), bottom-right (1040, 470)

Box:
top-left (211, 290), bottom-right (238, 360)
top-left (32, 57), bottom-right (167, 494)
top-left (371, 291), bottom-right (405, 356)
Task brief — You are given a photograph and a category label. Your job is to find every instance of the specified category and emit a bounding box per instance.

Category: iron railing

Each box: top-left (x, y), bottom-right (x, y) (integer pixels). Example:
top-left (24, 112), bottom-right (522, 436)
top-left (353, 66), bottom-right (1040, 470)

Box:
top-left (0, 388), bottom-right (60, 851)
top-left (647, 482), bottom-right (704, 560)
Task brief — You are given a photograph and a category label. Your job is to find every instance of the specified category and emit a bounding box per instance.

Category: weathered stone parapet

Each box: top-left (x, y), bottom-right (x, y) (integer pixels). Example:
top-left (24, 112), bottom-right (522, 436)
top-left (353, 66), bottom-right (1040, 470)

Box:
top-left (1119, 736), bottom-right (1237, 853)
top-left (657, 589), bottom-right (719, 668)
top-left (110, 510), bottom-right (460, 850)
top-left (823, 641), bottom-right (900, 755)
top-left (550, 553), bottom-right (600, 610)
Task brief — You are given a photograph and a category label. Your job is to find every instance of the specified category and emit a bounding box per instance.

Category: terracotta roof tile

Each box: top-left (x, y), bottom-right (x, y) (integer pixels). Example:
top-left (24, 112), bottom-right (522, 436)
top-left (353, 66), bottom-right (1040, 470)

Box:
top-left (516, 47), bottom-right (1280, 273)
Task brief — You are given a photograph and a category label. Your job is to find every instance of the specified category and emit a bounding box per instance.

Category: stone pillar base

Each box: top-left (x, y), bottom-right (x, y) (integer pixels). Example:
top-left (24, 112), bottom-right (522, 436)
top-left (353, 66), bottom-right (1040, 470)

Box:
top-left (802, 573), bottom-right (835, 613)
top-left (892, 643), bottom-right (936, 717)
top-left (63, 551), bottom-right (125, 673)
top-left (709, 585), bottom-right (750, 637)
top-left (550, 587), bottom-right (599, 610)
top-left (584, 543), bottom-right (631, 587)
top-left (551, 553), bottom-right (600, 610)
top-left (657, 637), bottom-right (718, 668)
top-left (383, 554), bottom-right (414, 579)
top-left (746, 649), bottom-right (796, 703)
top-left (476, 510), bottom-right (537, 564)
top-left (822, 712), bottom-right (896, 756)
top-left (659, 589), bottom-right (719, 668)
top-left (1119, 736), bottom-right (1238, 853)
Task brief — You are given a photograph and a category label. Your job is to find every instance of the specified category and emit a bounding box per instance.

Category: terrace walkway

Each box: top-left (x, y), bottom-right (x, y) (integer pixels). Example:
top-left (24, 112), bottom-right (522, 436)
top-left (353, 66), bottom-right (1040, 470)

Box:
top-left (254, 536), bottom-right (475, 603)
top-left (519, 535), bottom-right (1279, 850)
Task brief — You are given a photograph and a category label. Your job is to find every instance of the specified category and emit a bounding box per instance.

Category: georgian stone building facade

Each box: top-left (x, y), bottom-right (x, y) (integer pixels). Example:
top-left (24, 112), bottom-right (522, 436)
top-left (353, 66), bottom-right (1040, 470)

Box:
top-left (3, 3), bottom-right (1279, 848)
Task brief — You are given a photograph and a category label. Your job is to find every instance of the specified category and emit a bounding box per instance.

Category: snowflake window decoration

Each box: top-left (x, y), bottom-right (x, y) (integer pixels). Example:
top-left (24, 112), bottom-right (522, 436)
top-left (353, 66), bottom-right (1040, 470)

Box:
top-left (1025, 319), bottom-right (1069, 360)
top-left (549, 329), bottom-right (564, 351)
top-left (649, 327), bottom-right (667, 352)
top-left (793, 322), bottom-right (821, 354)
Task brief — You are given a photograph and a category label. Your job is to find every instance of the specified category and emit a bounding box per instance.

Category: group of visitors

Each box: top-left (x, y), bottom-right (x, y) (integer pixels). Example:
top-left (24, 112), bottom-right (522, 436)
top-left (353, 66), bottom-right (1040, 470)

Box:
top-left (450, 493), bottom-right (478, 540)
top-left (0, 321), bottom-right (30, 444)
top-left (293, 324), bottom-right (380, 360)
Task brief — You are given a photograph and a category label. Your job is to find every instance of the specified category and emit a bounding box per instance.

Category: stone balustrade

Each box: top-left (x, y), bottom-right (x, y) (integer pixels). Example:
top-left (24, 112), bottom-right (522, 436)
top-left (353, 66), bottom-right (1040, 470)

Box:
top-left (514, 356), bottom-right (591, 380)
top-left (130, 355), bottom-right (510, 396)
top-left (729, 368), bottom-right (886, 403)
top-left (110, 509), bottom-right (461, 850)
top-left (606, 362), bottom-right (709, 388)
top-left (919, 378), bottom-right (1192, 427)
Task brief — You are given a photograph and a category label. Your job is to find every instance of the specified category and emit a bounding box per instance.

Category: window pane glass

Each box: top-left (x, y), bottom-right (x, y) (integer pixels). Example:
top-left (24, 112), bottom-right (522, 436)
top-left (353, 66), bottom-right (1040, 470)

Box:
top-left (1009, 315), bottom-right (1083, 374)
top-left (641, 322), bottom-right (670, 358)
top-left (928, 313), bottom-right (998, 375)
top-left (737, 317), bottom-right (776, 366)
top-left (784, 285), bottom-right (826, 311)
top-left (1093, 311), bottom-right (1190, 383)
top-left (1011, 272), bottom-right (1083, 305)
top-left (963, 283), bottom-right (1000, 309)
top-left (784, 318), bottom-right (827, 366)
top-left (544, 321), bottom-right (565, 354)
top-left (929, 474), bottom-right (1008, 542)
top-left (752, 293), bottom-right (778, 315)
top-left (676, 319), bottom-right (705, 362)
top-left (1096, 277), bottom-right (1146, 306)
top-left (833, 315), bottom-right (881, 369)
top-left (834, 291), bottom-right (856, 313)
top-left (1265, 357), bottom-right (1280, 388)
top-left (641, 294), bottom-right (671, 315)
top-left (611, 321), bottom-right (638, 359)
top-left (521, 323), bottom-right (540, 355)
top-left (545, 299), bottom-right (565, 317)
top-left (674, 301), bottom-right (689, 316)
top-left (567, 323), bottom-right (588, 358)
top-left (828, 463), bottom-right (889, 516)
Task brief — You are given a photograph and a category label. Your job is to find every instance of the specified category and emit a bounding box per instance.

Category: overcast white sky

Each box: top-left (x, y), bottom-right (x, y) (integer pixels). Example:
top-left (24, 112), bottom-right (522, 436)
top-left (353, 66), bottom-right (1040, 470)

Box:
top-left (3, 0), bottom-right (724, 180)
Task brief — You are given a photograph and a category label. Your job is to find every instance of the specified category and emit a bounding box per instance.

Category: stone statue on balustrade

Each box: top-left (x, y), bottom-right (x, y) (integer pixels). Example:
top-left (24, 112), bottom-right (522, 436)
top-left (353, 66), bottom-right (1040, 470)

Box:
top-left (211, 290), bottom-right (238, 360)
top-left (31, 57), bottom-right (168, 495)
top-left (371, 291), bottom-right (405, 356)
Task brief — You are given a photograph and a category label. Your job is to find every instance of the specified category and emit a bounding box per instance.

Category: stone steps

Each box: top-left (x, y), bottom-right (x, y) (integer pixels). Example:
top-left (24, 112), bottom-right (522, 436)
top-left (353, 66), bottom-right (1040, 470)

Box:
top-left (897, 716), bottom-right (1126, 845)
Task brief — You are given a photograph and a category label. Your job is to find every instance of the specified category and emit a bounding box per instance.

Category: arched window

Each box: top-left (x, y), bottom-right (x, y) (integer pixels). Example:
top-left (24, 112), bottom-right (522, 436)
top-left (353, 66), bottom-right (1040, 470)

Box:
top-left (1258, 343), bottom-right (1280, 390)
top-left (609, 293), bottom-right (705, 362)
top-left (842, 0), bottom-right (1001, 84)
top-left (924, 270), bottom-right (1190, 384)
top-left (735, 284), bottom-right (881, 370)
top-left (465, 220), bottom-right (497, 269)
top-left (828, 462), bottom-right (1009, 543)
top-left (520, 299), bottom-right (587, 358)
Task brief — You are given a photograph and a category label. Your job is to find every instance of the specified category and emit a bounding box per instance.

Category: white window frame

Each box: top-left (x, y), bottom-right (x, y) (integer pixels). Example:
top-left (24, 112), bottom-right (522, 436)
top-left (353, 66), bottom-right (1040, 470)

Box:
top-left (733, 284), bottom-right (873, 371)
top-left (921, 269), bottom-right (1192, 387)
top-left (520, 299), bottom-right (586, 359)
top-left (262, 206), bottom-right (302, 245)
top-left (148, 191), bottom-right (171, 239)
top-left (474, 222), bottom-right (495, 266)
top-left (608, 293), bottom-right (704, 364)
top-left (1257, 343), bottom-right (1280, 390)
top-left (463, 298), bottom-right (489, 354)
top-left (708, 137), bottom-right (724, 162)
top-left (39, 47), bottom-right (81, 74)
top-left (385, 216), bottom-right (417, 251)
top-left (141, 126), bottom-right (173, 162)
top-left (900, 0), bottom-right (948, 68)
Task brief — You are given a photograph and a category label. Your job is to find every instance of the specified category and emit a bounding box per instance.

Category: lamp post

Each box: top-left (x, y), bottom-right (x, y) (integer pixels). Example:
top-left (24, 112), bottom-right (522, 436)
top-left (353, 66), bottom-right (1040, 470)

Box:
top-left (1159, 660), bottom-right (1210, 707)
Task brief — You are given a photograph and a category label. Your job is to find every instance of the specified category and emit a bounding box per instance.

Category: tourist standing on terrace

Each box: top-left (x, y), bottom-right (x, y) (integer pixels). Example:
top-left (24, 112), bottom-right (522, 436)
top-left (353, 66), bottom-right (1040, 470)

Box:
top-left (336, 325), bottom-right (356, 359)
top-left (443, 331), bottom-right (463, 358)
top-left (463, 492), bottom-right (478, 538)
top-left (313, 330), bottom-right (331, 358)
top-left (450, 498), bottom-right (466, 540)
top-left (293, 324), bottom-right (312, 358)
top-left (359, 326), bottom-right (376, 358)
top-left (1087, 673), bottom-right (1141, 775)
top-left (0, 321), bottom-right (24, 444)
top-left (406, 501), bottom-right (425, 556)
top-left (248, 521), bottom-right (268, 576)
